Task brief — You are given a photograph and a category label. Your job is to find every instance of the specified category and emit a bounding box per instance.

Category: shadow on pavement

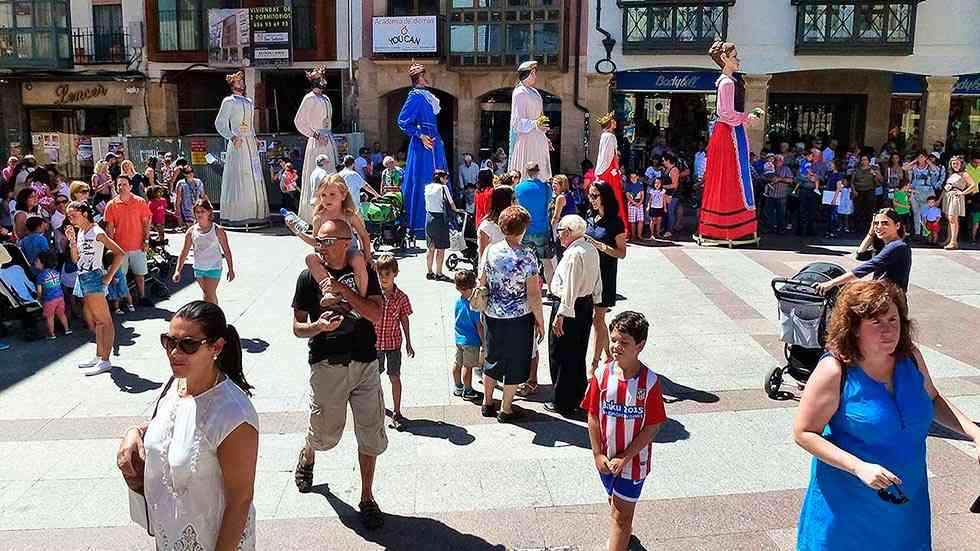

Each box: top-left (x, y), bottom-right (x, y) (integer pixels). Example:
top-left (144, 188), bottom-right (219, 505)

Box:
top-left (928, 421), bottom-right (978, 442)
top-left (510, 407), bottom-right (591, 450)
top-left (654, 418), bottom-right (690, 444)
top-left (313, 485), bottom-right (505, 551)
top-left (240, 338), bottom-right (270, 354)
top-left (659, 374), bottom-right (720, 404)
top-left (110, 367), bottom-right (163, 394)
top-left (393, 415), bottom-right (475, 446)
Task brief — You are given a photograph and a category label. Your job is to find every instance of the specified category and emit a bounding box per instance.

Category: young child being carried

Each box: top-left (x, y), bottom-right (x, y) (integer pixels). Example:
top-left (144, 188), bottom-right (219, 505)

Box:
top-left (581, 311), bottom-right (667, 551)
top-left (373, 254), bottom-right (415, 430)
top-left (287, 174), bottom-right (373, 315)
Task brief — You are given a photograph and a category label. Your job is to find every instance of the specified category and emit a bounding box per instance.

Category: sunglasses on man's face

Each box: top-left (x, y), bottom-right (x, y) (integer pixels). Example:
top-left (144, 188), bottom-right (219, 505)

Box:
top-left (314, 235), bottom-right (353, 247)
top-left (877, 484), bottom-right (909, 505)
top-left (160, 333), bottom-right (211, 355)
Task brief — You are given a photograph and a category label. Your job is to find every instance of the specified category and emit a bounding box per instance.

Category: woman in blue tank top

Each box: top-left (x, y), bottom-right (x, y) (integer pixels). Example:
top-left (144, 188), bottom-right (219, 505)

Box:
top-left (794, 280), bottom-right (980, 550)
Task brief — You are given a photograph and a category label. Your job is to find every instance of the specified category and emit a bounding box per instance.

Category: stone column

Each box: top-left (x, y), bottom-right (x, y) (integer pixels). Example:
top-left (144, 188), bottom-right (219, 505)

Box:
top-left (456, 95), bottom-right (478, 168)
top-left (146, 80), bottom-right (178, 136)
top-left (923, 76), bottom-right (957, 150)
top-left (743, 74), bottom-right (771, 153)
top-left (583, 73), bottom-right (613, 163)
top-left (356, 59), bottom-right (381, 146)
top-left (245, 68), bottom-right (265, 133)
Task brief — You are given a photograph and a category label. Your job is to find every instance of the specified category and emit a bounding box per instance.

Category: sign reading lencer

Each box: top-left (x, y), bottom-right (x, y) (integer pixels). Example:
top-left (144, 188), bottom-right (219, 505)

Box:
top-left (372, 16), bottom-right (437, 54)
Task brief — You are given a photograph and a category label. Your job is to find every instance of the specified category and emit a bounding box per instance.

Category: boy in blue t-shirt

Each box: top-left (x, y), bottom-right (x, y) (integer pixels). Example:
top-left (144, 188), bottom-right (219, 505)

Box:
top-left (19, 215), bottom-right (49, 267)
top-left (34, 251), bottom-right (70, 339)
top-left (453, 270), bottom-right (484, 402)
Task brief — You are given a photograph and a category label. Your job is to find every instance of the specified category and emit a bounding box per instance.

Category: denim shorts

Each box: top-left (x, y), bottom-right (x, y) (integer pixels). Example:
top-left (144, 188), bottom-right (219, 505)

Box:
top-left (75, 270), bottom-right (106, 297)
top-left (193, 268), bottom-right (223, 280)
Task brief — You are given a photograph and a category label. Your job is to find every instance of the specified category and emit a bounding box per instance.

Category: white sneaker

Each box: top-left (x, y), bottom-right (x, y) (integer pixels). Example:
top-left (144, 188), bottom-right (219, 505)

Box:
top-left (78, 357), bottom-right (99, 368)
top-left (83, 360), bottom-right (112, 376)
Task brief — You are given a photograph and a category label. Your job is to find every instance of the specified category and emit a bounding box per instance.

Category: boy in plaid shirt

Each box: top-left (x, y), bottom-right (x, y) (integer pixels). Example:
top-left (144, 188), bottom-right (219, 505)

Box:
top-left (374, 254), bottom-right (415, 430)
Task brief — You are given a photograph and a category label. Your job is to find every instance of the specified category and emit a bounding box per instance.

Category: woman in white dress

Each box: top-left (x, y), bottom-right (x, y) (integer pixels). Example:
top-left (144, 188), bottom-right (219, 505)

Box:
top-left (117, 301), bottom-right (258, 551)
top-left (215, 70), bottom-right (270, 226)
top-left (294, 66), bottom-right (339, 222)
top-left (509, 61), bottom-right (552, 182)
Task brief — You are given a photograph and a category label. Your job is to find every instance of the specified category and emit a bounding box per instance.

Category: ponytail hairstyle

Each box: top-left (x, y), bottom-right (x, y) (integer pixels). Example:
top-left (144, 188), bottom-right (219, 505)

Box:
top-left (67, 200), bottom-right (96, 223)
top-left (174, 300), bottom-right (253, 396)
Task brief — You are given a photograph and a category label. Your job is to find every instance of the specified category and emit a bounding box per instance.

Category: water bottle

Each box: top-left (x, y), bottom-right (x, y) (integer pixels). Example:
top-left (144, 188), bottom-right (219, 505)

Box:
top-left (280, 208), bottom-right (310, 235)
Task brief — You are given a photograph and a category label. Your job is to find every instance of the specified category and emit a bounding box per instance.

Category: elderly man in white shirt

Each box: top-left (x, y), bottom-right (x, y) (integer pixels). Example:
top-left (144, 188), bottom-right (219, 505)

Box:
top-left (546, 214), bottom-right (601, 416)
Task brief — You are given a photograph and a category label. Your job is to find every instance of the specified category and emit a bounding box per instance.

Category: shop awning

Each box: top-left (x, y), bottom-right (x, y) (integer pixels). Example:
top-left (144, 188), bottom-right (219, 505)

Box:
top-left (954, 74), bottom-right (980, 96)
top-left (615, 70), bottom-right (720, 93)
top-left (891, 73), bottom-right (924, 96)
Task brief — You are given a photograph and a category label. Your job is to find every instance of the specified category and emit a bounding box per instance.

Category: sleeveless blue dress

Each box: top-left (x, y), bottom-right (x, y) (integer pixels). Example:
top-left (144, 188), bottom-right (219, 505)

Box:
top-left (797, 356), bottom-right (934, 550)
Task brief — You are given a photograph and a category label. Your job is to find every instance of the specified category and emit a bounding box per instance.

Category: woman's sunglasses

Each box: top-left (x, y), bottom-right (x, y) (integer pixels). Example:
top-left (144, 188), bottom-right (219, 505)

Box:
top-left (877, 484), bottom-right (909, 505)
top-left (160, 333), bottom-right (211, 355)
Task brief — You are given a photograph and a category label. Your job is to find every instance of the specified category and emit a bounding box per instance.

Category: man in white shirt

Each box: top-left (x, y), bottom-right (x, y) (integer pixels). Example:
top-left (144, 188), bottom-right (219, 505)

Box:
top-left (354, 148), bottom-right (372, 180)
top-left (547, 214), bottom-right (601, 416)
top-left (457, 153), bottom-right (480, 196)
top-left (339, 155), bottom-right (379, 211)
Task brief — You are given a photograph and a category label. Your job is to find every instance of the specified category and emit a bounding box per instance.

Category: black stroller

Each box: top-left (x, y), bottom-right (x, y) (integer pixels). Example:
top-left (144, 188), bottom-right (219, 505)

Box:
top-left (765, 261), bottom-right (847, 398)
top-left (446, 212), bottom-right (478, 271)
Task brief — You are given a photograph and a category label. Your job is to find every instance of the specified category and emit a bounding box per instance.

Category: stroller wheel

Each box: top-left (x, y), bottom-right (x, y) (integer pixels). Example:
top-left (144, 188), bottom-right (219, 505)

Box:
top-left (446, 255), bottom-right (459, 271)
top-left (764, 366), bottom-right (784, 399)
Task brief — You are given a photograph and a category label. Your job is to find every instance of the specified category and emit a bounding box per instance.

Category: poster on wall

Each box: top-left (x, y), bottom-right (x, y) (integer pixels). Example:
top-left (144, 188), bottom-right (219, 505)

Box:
top-left (256, 139), bottom-right (267, 153)
top-left (208, 8), bottom-right (251, 67)
top-left (108, 139), bottom-right (125, 156)
top-left (31, 134), bottom-right (42, 146)
top-left (76, 137), bottom-right (93, 161)
top-left (250, 6), bottom-right (292, 66)
top-left (190, 138), bottom-right (208, 165)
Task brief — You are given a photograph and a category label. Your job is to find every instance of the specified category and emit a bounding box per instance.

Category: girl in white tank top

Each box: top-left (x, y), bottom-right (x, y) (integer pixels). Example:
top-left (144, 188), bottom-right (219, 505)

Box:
top-left (173, 200), bottom-right (235, 304)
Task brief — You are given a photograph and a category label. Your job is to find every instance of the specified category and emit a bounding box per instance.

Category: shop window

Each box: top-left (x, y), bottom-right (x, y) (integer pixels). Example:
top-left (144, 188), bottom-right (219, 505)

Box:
top-left (621, 1), bottom-right (731, 54)
top-left (792, 1), bottom-right (919, 55)
top-left (448, 0), bottom-right (561, 67)
top-left (389, 0), bottom-right (440, 16)
top-left (291, 0), bottom-right (314, 50)
top-left (949, 97), bottom-right (980, 152)
top-left (889, 97), bottom-right (921, 150)
top-left (0, 0), bottom-right (72, 68)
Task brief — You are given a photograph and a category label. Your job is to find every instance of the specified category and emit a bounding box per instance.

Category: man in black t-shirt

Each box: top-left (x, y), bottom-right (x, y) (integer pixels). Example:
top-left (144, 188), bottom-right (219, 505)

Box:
top-left (291, 218), bottom-right (387, 529)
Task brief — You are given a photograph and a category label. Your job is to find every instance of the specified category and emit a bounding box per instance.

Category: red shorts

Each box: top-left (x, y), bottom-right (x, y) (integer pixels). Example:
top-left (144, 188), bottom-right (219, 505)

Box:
top-left (925, 220), bottom-right (940, 235)
top-left (43, 296), bottom-right (65, 318)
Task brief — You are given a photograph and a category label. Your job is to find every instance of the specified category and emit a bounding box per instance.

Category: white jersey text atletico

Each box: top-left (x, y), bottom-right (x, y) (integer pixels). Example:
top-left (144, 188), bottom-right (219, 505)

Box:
top-left (581, 361), bottom-right (667, 480)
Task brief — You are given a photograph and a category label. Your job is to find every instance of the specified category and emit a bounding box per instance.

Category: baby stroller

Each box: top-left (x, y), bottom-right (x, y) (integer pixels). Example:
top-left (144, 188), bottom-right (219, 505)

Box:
top-left (142, 242), bottom-right (177, 301)
top-left (361, 192), bottom-right (411, 251)
top-left (446, 212), bottom-right (478, 272)
top-left (765, 261), bottom-right (847, 398)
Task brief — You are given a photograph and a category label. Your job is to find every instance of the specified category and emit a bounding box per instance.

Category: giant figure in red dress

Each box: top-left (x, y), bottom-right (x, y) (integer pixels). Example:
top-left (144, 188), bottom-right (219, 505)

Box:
top-left (594, 112), bottom-right (629, 231)
top-left (696, 41), bottom-right (761, 245)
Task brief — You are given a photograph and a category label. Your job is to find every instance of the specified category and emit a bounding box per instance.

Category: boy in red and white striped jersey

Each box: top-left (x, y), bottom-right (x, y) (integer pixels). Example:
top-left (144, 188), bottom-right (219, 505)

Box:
top-left (581, 311), bottom-right (666, 551)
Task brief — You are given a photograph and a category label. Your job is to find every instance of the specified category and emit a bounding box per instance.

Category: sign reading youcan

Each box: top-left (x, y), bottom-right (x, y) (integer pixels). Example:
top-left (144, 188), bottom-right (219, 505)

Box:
top-left (250, 6), bottom-right (292, 66)
top-left (372, 16), bottom-right (437, 54)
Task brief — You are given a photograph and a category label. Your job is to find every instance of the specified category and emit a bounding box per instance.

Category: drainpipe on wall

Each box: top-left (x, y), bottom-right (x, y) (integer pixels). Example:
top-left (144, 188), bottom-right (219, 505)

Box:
top-left (572, 0), bottom-right (590, 156)
top-left (347, 0), bottom-right (358, 132)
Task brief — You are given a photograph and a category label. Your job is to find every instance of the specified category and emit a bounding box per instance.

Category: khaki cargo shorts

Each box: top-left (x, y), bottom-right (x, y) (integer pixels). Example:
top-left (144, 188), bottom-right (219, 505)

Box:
top-left (306, 358), bottom-right (388, 456)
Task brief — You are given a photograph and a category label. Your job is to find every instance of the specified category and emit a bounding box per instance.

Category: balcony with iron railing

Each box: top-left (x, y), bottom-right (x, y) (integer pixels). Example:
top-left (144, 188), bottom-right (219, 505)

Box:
top-left (72, 27), bottom-right (131, 64)
top-left (792, 0), bottom-right (922, 55)
top-left (0, 27), bottom-right (73, 69)
top-left (621, 0), bottom-right (734, 54)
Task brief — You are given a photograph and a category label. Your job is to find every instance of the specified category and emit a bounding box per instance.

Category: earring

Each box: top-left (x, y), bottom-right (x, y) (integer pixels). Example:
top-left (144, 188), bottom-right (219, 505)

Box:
top-left (212, 354), bottom-right (219, 360)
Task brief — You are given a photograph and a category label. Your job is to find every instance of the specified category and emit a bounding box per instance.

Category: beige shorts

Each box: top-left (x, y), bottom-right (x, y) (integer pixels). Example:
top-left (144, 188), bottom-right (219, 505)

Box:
top-left (455, 345), bottom-right (481, 370)
top-left (307, 359), bottom-right (388, 456)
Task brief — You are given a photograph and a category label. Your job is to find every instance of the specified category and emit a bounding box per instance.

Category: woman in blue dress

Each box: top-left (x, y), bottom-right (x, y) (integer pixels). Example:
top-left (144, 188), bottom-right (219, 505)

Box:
top-left (794, 280), bottom-right (980, 550)
top-left (397, 63), bottom-right (448, 236)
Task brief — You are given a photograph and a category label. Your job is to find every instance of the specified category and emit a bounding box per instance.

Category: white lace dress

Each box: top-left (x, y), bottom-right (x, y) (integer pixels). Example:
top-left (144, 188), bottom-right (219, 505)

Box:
top-left (144, 378), bottom-right (259, 551)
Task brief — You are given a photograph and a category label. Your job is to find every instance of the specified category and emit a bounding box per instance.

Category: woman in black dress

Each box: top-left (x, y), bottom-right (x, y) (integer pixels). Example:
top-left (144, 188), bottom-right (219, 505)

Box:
top-left (584, 180), bottom-right (627, 375)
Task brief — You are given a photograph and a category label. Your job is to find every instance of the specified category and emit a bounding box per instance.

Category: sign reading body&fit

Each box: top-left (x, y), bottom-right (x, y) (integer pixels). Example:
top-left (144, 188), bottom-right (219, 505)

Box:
top-left (372, 16), bottom-right (437, 54)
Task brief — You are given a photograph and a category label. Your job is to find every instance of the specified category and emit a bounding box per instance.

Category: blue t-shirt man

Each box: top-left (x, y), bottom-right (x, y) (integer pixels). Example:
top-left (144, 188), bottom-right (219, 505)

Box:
top-left (454, 296), bottom-right (481, 347)
top-left (515, 176), bottom-right (552, 235)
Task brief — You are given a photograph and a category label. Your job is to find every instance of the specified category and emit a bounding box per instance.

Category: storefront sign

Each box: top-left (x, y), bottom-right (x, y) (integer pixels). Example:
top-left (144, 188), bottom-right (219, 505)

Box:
top-left (891, 73), bottom-right (924, 95)
top-left (23, 81), bottom-right (134, 106)
top-left (250, 6), bottom-right (292, 66)
top-left (53, 83), bottom-right (108, 105)
top-left (372, 16), bottom-right (438, 54)
top-left (615, 70), bottom-right (720, 93)
top-left (954, 74), bottom-right (980, 96)
top-left (190, 138), bottom-right (208, 165)
top-left (208, 9), bottom-right (251, 68)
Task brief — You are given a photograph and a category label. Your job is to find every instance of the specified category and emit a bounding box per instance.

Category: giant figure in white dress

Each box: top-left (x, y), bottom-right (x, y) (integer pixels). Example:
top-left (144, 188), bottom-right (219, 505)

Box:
top-left (214, 70), bottom-right (269, 226)
top-left (509, 60), bottom-right (552, 181)
top-left (293, 66), bottom-right (339, 223)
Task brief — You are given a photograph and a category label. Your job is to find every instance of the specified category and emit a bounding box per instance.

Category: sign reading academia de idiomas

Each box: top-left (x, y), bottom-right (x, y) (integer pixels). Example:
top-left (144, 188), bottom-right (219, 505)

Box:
top-left (372, 16), bottom-right (438, 54)
top-left (250, 6), bottom-right (292, 66)
top-left (208, 7), bottom-right (291, 67)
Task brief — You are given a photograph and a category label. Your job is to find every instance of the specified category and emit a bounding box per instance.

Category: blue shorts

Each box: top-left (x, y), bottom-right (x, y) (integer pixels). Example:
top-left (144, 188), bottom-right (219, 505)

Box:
top-left (194, 267), bottom-right (223, 280)
top-left (106, 270), bottom-right (130, 300)
top-left (75, 270), bottom-right (107, 297)
top-left (599, 473), bottom-right (646, 503)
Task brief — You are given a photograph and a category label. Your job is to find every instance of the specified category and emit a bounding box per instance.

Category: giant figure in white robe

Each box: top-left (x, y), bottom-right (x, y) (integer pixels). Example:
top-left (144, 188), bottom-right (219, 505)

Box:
top-left (214, 70), bottom-right (269, 226)
top-left (293, 66), bottom-right (339, 222)
top-left (509, 60), bottom-right (552, 181)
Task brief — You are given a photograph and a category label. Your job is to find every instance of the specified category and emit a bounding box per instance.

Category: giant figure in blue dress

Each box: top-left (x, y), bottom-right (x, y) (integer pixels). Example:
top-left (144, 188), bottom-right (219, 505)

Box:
top-left (397, 63), bottom-right (448, 235)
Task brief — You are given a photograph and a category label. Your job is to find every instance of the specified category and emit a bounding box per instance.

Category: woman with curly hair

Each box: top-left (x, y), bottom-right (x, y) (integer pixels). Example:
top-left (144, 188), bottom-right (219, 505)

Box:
top-left (794, 280), bottom-right (980, 550)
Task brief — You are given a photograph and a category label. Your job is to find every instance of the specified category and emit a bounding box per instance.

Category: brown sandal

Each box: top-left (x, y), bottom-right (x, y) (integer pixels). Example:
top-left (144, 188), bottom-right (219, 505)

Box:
top-left (516, 382), bottom-right (538, 396)
top-left (294, 450), bottom-right (314, 493)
